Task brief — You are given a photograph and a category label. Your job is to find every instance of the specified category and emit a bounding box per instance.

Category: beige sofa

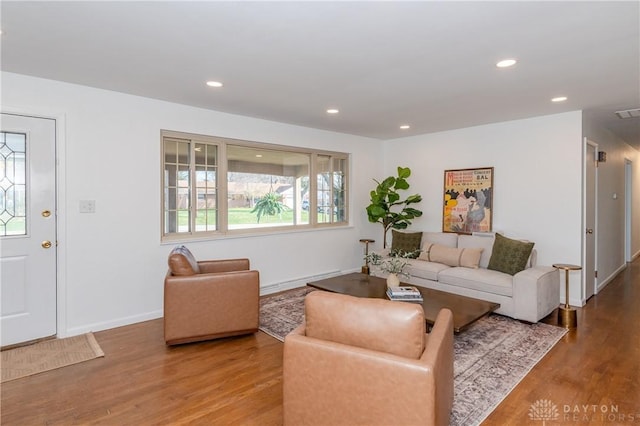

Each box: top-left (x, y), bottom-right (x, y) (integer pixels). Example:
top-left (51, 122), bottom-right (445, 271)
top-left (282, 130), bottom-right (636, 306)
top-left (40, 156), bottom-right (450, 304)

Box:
top-left (371, 232), bottom-right (560, 323)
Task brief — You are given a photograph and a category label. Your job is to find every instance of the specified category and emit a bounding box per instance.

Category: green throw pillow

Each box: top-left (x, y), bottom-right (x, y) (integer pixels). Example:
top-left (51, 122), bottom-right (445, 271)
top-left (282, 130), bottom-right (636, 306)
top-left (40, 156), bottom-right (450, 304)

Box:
top-left (487, 233), bottom-right (534, 275)
top-left (391, 230), bottom-right (422, 258)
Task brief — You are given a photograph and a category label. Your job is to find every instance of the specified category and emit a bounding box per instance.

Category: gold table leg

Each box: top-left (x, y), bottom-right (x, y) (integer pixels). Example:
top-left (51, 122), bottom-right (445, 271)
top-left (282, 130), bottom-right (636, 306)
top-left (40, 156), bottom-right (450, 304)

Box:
top-left (554, 264), bottom-right (580, 328)
top-left (360, 239), bottom-right (375, 275)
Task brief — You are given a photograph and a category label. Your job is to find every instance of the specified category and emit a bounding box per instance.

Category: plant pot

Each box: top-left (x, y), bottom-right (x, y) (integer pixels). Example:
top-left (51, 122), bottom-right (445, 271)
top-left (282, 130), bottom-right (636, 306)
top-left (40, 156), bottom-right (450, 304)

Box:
top-left (386, 273), bottom-right (400, 288)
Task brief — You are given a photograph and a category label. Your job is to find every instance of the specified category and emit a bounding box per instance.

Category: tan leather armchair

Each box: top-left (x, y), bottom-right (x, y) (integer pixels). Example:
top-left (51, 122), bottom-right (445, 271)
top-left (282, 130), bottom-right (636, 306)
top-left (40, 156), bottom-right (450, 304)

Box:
top-left (283, 291), bottom-right (454, 426)
top-left (163, 245), bottom-right (260, 345)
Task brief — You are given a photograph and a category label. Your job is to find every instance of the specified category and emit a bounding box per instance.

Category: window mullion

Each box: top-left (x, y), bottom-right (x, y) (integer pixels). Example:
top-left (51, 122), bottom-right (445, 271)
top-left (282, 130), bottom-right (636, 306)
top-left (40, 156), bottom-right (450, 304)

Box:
top-left (218, 142), bottom-right (228, 233)
top-left (190, 143), bottom-right (197, 235)
top-left (329, 156), bottom-right (335, 224)
top-left (310, 153), bottom-right (317, 226)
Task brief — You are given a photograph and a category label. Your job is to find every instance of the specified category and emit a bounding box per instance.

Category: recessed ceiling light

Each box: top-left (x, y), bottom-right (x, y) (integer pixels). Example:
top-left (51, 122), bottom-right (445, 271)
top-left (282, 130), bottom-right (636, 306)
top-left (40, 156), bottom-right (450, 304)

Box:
top-left (206, 81), bottom-right (223, 88)
top-left (400, 125), bottom-right (410, 130)
top-left (326, 108), bottom-right (339, 114)
top-left (496, 59), bottom-right (517, 68)
top-left (551, 96), bottom-right (568, 102)
top-left (255, 154), bottom-right (263, 158)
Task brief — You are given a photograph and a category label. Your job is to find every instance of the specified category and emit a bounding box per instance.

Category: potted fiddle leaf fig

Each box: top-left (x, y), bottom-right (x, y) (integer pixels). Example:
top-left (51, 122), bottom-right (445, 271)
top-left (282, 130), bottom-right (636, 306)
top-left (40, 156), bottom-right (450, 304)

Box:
top-left (366, 166), bottom-right (423, 248)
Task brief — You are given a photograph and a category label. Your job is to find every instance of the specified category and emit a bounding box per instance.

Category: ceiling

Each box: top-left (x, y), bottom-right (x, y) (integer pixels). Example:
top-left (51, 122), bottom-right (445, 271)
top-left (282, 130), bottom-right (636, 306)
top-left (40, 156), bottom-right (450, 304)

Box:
top-left (1, 1), bottom-right (639, 149)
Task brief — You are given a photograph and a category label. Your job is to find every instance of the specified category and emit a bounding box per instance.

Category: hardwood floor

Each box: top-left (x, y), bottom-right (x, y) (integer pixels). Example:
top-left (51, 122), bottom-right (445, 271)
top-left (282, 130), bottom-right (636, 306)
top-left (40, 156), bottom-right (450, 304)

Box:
top-left (484, 258), bottom-right (640, 426)
top-left (2, 258), bottom-right (639, 425)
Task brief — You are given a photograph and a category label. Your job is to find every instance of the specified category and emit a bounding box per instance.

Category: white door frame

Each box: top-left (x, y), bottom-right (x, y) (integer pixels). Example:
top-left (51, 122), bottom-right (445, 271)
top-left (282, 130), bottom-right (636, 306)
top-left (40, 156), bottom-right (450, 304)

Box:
top-left (625, 158), bottom-right (632, 263)
top-left (582, 138), bottom-right (598, 302)
top-left (1, 107), bottom-right (68, 338)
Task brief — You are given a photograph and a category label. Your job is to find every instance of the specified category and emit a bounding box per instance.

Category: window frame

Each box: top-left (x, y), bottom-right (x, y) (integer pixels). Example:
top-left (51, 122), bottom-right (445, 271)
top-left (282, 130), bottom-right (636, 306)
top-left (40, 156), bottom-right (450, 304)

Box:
top-left (161, 130), bottom-right (350, 242)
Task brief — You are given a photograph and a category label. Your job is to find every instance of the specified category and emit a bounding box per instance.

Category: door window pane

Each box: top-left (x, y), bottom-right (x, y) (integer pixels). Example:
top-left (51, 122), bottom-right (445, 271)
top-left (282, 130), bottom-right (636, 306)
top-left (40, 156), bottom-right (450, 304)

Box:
top-left (0, 132), bottom-right (27, 236)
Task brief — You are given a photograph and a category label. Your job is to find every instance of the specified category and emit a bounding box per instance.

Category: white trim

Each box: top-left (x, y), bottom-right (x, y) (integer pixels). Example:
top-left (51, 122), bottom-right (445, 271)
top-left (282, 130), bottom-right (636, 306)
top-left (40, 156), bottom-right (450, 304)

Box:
top-left (1, 106), bottom-right (68, 338)
top-left (582, 138), bottom-right (598, 302)
top-left (66, 310), bottom-right (163, 337)
top-left (625, 158), bottom-right (632, 263)
top-left (596, 263), bottom-right (627, 294)
top-left (259, 269), bottom-right (353, 296)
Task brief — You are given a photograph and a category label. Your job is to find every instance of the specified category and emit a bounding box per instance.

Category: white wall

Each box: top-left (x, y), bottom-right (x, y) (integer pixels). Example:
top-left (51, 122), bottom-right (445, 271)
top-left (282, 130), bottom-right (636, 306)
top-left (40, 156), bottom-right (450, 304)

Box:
top-left (382, 112), bottom-right (585, 305)
top-left (583, 113), bottom-right (640, 291)
top-left (4, 70), bottom-right (637, 335)
top-left (2, 72), bottom-right (383, 336)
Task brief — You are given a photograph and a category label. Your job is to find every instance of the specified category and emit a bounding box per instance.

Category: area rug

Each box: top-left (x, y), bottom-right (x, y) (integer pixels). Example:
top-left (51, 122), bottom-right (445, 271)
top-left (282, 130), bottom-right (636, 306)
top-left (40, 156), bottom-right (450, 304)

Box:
top-left (1, 333), bottom-right (104, 383)
top-left (259, 287), bottom-right (567, 426)
top-left (259, 286), bottom-right (315, 340)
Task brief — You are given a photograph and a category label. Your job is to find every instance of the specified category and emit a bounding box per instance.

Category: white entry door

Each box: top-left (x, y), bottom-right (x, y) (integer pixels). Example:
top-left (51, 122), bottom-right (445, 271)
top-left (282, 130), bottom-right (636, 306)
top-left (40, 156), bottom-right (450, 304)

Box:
top-left (1, 113), bottom-right (57, 347)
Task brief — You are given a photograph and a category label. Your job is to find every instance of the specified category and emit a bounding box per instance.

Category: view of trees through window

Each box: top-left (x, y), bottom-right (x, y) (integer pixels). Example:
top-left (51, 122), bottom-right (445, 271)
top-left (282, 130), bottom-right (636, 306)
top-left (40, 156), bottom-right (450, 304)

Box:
top-left (162, 131), bottom-right (349, 239)
top-left (227, 145), bottom-right (310, 229)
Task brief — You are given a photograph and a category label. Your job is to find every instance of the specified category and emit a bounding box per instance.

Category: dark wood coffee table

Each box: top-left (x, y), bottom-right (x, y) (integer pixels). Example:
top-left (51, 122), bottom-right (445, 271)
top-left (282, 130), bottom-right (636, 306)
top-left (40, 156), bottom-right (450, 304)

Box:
top-left (307, 272), bottom-right (500, 333)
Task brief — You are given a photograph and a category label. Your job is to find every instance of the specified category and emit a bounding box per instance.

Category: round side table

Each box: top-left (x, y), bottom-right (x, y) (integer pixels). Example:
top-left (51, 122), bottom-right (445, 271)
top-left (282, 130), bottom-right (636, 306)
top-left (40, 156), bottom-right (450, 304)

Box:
top-left (553, 263), bottom-right (581, 328)
top-left (359, 239), bottom-right (375, 274)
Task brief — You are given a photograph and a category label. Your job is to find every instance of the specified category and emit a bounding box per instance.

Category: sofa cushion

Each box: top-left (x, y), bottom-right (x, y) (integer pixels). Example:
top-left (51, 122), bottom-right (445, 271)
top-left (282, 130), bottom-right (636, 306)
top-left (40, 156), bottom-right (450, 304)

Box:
top-left (423, 231), bottom-right (458, 248)
top-left (406, 258), bottom-right (451, 281)
top-left (438, 267), bottom-right (513, 297)
top-left (391, 230), bottom-right (422, 258)
top-left (487, 233), bottom-right (535, 276)
top-left (168, 245), bottom-right (200, 276)
top-left (419, 244), bottom-right (483, 269)
top-left (457, 234), bottom-right (495, 269)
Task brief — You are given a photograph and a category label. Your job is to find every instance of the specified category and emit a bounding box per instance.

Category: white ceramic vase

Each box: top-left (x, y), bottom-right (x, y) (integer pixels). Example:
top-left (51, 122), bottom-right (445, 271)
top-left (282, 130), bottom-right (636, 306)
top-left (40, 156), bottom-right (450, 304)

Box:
top-left (386, 273), bottom-right (400, 288)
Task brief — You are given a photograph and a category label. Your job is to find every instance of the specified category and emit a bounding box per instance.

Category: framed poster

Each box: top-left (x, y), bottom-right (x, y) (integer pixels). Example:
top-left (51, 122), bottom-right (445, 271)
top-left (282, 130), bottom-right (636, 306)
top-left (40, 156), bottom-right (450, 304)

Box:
top-left (443, 167), bottom-right (493, 233)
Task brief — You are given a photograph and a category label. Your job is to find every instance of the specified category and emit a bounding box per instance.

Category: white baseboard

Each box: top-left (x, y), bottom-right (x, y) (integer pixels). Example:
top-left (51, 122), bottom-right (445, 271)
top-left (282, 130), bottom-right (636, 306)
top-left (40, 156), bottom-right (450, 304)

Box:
top-left (596, 263), bottom-right (628, 294)
top-left (62, 310), bottom-right (163, 338)
top-left (61, 269), bottom-right (362, 338)
top-left (260, 268), bottom-right (359, 295)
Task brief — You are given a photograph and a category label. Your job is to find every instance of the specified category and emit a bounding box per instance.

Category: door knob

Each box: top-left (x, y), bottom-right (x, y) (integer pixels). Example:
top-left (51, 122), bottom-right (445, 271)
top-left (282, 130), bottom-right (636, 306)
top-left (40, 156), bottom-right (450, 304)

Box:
top-left (586, 228), bottom-right (594, 234)
top-left (42, 240), bottom-right (52, 249)
top-left (42, 210), bottom-right (51, 218)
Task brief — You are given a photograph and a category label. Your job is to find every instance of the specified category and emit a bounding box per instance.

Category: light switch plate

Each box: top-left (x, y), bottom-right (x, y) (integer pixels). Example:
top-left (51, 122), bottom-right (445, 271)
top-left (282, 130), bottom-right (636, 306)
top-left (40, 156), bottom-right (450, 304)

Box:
top-left (79, 200), bottom-right (96, 213)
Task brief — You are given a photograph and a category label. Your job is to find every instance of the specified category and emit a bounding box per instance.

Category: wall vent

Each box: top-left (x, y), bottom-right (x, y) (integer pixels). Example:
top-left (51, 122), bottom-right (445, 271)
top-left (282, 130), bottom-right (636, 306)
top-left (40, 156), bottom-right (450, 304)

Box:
top-left (615, 108), bottom-right (640, 119)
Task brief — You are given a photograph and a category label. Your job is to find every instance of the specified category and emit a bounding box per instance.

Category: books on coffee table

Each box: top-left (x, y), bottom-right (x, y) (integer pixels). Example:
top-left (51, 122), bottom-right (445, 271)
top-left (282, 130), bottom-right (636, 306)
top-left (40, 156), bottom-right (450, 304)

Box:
top-left (386, 286), bottom-right (423, 303)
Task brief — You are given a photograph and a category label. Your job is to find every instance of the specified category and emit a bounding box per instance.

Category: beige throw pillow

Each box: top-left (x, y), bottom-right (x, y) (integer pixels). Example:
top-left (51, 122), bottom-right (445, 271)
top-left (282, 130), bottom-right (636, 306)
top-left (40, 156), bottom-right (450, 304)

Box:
top-left (419, 243), bottom-right (483, 269)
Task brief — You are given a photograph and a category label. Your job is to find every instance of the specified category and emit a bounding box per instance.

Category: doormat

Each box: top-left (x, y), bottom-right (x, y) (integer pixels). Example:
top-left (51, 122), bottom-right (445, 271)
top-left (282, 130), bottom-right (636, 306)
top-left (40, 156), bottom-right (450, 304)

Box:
top-left (1, 332), bottom-right (104, 383)
top-left (259, 287), bottom-right (567, 426)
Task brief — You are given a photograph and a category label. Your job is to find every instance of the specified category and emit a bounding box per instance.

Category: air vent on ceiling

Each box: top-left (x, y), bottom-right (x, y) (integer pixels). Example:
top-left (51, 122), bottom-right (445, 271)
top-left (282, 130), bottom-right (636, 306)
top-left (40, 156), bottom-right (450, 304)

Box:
top-left (615, 108), bottom-right (640, 119)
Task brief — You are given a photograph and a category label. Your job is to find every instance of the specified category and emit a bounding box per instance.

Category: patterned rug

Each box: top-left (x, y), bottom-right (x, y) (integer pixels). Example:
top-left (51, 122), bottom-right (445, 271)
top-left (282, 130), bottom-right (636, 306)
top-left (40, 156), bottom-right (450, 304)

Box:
top-left (259, 287), bottom-right (567, 426)
top-left (1, 333), bottom-right (104, 383)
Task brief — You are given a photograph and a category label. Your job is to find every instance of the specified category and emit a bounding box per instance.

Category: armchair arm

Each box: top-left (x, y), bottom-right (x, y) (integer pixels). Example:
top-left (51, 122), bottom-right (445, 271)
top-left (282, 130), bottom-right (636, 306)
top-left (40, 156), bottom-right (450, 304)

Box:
top-left (197, 258), bottom-right (250, 274)
top-left (422, 308), bottom-right (454, 426)
top-left (513, 266), bottom-right (560, 322)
